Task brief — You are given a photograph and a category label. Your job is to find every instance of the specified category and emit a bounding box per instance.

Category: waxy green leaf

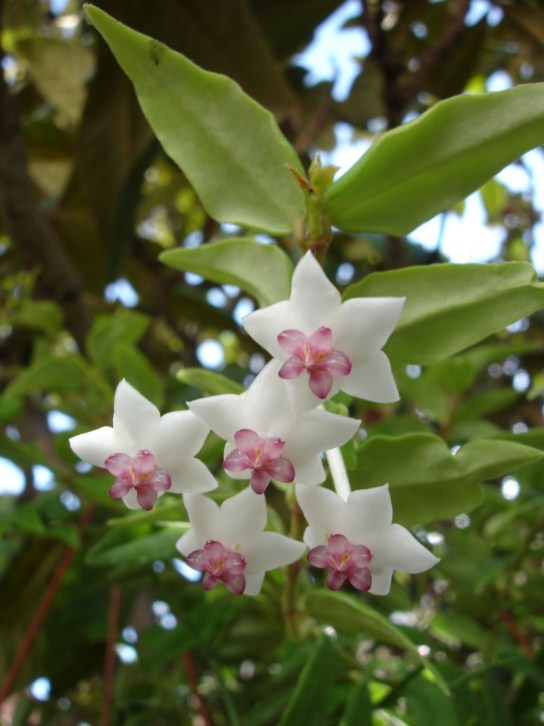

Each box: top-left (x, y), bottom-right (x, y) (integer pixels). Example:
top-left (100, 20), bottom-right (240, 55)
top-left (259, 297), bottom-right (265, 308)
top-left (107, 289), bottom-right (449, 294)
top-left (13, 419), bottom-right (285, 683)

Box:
top-left (326, 83), bottom-right (544, 235)
top-left (161, 238), bottom-right (293, 307)
top-left (84, 5), bottom-right (305, 234)
top-left (344, 262), bottom-right (544, 364)
top-left (351, 433), bottom-right (543, 526)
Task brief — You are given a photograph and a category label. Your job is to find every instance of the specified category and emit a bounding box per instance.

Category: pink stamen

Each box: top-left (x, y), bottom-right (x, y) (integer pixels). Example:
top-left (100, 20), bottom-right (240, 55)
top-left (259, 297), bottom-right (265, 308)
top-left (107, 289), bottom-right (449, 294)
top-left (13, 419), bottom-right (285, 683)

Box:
top-left (105, 449), bottom-right (171, 510)
top-left (186, 540), bottom-right (247, 595)
top-left (223, 428), bottom-right (295, 494)
top-left (277, 327), bottom-right (352, 398)
top-left (307, 533), bottom-right (372, 591)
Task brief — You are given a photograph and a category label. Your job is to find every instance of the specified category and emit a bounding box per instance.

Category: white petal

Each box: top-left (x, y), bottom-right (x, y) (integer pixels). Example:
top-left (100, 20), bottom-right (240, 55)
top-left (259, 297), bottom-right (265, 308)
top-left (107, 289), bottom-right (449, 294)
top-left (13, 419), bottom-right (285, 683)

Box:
top-left (343, 351), bottom-right (400, 403)
top-left (176, 529), bottom-right (197, 556)
top-left (289, 252), bottom-right (342, 330)
top-left (152, 410), bottom-right (209, 468)
top-left (122, 488), bottom-right (141, 510)
top-left (182, 493), bottom-right (221, 543)
top-left (292, 456), bottom-right (325, 486)
top-left (169, 459), bottom-right (218, 494)
top-left (243, 361), bottom-right (294, 434)
top-left (244, 572), bottom-right (265, 596)
top-left (334, 297), bottom-right (405, 354)
top-left (244, 532), bottom-right (305, 575)
top-left (287, 409), bottom-right (360, 463)
top-left (296, 485), bottom-right (348, 546)
top-left (221, 488), bottom-right (267, 540)
top-left (188, 394), bottom-right (242, 441)
top-left (373, 523), bottom-right (440, 574)
top-left (69, 426), bottom-right (127, 467)
top-left (343, 485), bottom-right (393, 542)
top-left (113, 379), bottom-right (160, 445)
top-left (242, 300), bottom-right (291, 358)
top-left (368, 567), bottom-right (394, 596)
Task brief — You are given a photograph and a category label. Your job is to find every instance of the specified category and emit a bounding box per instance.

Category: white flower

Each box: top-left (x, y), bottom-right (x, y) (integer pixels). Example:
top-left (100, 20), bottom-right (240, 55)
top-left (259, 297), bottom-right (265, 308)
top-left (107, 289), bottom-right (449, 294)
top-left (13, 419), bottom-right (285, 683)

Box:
top-left (243, 251), bottom-right (405, 403)
top-left (188, 361), bottom-right (360, 493)
top-left (177, 488), bottom-right (306, 595)
top-left (296, 484), bottom-right (439, 595)
top-left (69, 379), bottom-right (217, 510)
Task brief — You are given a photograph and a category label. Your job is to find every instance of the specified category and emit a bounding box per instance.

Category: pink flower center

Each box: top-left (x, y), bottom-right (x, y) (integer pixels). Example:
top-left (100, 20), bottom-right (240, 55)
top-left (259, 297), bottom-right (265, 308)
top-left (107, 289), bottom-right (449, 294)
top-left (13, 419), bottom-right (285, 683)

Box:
top-left (307, 533), bottom-right (372, 591)
top-left (186, 540), bottom-right (247, 595)
top-left (277, 327), bottom-right (352, 399)
top-left (104, 449), bottom-right (172, 511)
top-left (223, 428), bottom-right (295, 494)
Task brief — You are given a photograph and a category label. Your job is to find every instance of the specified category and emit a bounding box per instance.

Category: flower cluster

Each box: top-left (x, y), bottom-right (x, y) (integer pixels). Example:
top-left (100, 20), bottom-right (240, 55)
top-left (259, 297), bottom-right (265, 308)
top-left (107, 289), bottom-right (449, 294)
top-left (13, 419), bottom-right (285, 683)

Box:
top-left (70, 252), bottom-right (438, 596)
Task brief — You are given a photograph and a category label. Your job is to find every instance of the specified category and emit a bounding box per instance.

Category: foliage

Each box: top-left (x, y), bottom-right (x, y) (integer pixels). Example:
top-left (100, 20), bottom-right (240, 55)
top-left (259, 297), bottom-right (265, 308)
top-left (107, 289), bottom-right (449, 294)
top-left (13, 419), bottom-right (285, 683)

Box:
top-left (1, 1), bottom-right (544, 725)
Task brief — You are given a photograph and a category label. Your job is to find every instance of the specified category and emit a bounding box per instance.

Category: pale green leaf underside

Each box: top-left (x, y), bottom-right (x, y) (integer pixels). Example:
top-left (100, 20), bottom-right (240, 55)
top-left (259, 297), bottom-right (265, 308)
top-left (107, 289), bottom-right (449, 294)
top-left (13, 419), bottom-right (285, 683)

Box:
top-left (85, 5), bottom-right (305, 235)
top-left (327, 83), bottom-right (544, 235)
top-left (160, 238), bottom-right (293, 307)
top-left (344, 262), bottom-right (544, 364)
top-left (351, 433), bottom-right (543, 526)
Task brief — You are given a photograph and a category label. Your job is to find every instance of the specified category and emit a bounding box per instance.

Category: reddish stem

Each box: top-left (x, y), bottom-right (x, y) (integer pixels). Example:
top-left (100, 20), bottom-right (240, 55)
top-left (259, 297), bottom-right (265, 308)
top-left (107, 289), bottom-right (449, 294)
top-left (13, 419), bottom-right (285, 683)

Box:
top-left (0, 507), bottom-right (94, 705)
top-left (182, 651), bottom-right (213, 726)
top-left (500, 610), bottom-right (534, 659)
top-left (102, 583), bottom-right (122, 726)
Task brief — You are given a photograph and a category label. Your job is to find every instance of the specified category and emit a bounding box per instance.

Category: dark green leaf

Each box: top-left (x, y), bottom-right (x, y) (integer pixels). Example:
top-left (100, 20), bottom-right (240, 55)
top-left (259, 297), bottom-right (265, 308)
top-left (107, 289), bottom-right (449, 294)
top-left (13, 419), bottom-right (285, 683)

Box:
top-left (340, 679), bottom-right (372, 726)
top-left (277, 638), bottom-right (334, 726)
top-left (352, 433), bottom-right (542, 525)
top-left (306, 590), bottom-right (450, 694)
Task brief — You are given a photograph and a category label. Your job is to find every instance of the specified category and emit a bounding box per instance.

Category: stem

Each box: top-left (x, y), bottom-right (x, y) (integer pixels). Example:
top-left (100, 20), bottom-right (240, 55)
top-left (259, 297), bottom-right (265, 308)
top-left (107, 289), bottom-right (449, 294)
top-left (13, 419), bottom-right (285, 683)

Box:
top-left (282, 487), bottom-right (305, 640)
top-left (0, 508), bottom-right (94, 705)
top-left (326, 447), bottom-right (351, 501)
top-left (102, 583), bottom-right (122, 726)
top-left (182, 652), bottom-right (213, 726)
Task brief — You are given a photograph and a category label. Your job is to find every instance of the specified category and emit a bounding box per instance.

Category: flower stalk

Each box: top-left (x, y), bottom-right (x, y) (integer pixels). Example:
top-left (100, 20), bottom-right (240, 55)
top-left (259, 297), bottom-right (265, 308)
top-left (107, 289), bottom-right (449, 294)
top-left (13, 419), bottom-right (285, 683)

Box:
top-left (326, 446), bottom-right (351, 501)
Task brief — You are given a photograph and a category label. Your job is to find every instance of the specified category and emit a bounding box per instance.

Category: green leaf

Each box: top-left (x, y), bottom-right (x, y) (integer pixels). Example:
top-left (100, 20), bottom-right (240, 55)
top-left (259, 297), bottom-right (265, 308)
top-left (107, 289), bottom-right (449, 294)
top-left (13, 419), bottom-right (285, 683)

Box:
top-left (87, 310), bottom-right (150, 368)
top-left (431, 613), bottom-right (488, 650)
top-left (113, 342), bottom-right (164, 408)
top-left (344, 262), bottom-right (544, 364)
top-left (352, 433), bottom-right (543, 525)
top-left (15, 37), bottom-right (94, 124)
top-left (306, 591), bottom-right (450, 695)
top-left (85, 5), bottom-right (305, 235)
top-left (326, 83), bottom-right (544, 235)
top-left (86, 526), bottom-right (183, 568)
top-left (177, 368), bottom-right (244, 395)
top-left (403, 673), bottom-right (460, 726)
top-left (340, 679), bottom-right (373, 726)
top-left (277, 638), bottom-right (334, 726)
top-left (4, 353), bottom-right (97, 399)
top-left (161, 238), bottom-right (293, 307)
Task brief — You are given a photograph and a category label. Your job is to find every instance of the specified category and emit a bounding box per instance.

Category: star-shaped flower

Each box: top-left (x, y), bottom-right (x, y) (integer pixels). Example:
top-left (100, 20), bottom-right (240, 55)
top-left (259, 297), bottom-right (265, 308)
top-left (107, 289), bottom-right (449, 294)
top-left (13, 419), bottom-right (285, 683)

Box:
top-left (69, 379), bottom-right (217, 509)
top-left (188, 361), bottom-right (360, 492)
top-left (177, 487), bottom-right (306, 595)
top-left (296, 484), bottom-right (439, 595)
top-left (243, 251), bottom-right (405, 403)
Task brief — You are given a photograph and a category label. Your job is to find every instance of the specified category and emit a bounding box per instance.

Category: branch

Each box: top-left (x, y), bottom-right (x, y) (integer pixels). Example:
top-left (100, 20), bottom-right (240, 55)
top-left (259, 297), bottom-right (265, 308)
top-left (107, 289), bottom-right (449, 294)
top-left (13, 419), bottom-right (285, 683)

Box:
top-left (0, 32), bottom-right (91, 349)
